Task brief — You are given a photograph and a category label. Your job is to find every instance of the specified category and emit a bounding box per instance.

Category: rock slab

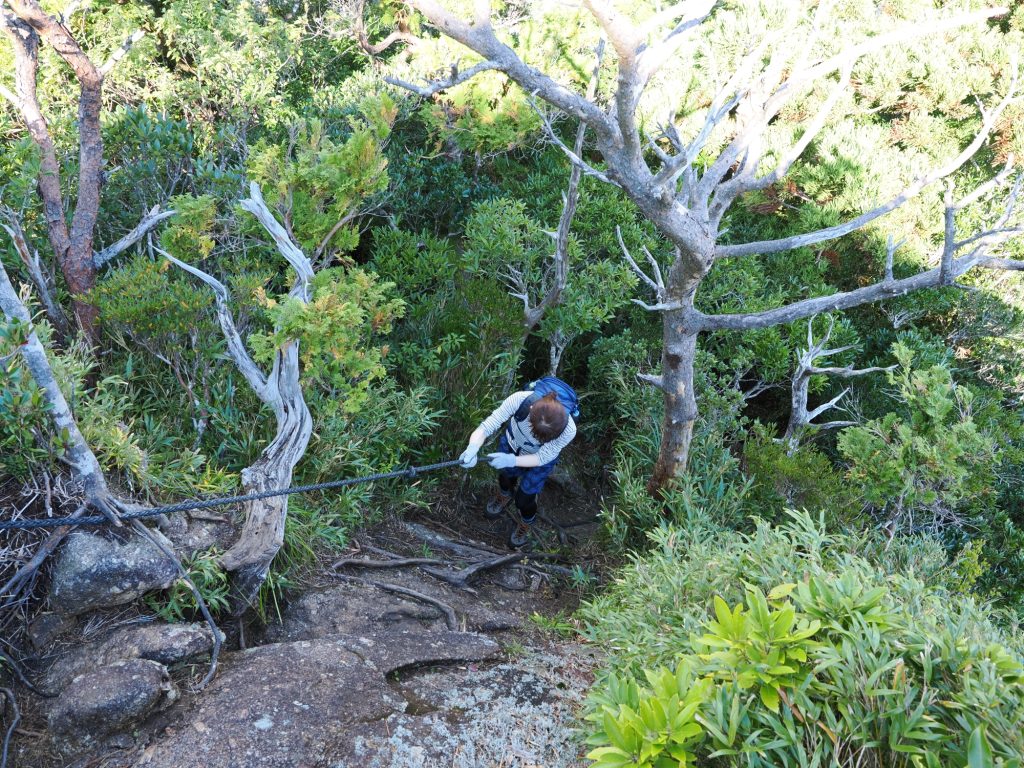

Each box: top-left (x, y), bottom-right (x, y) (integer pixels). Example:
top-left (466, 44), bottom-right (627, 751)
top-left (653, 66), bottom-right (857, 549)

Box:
top-left (49, 531), bottom-right (179, 615)
top-left (45, 622), bottom-right (215, 694)
top-left (133, 632), bottom-right (499, 768)
top-left (48, 659), bottom-right (177, 754)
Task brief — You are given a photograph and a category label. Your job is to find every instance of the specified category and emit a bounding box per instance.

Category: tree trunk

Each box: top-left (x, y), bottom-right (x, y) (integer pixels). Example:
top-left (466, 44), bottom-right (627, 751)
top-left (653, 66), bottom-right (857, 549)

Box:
top-left (219, 343), bottom-right (313, 610)
top-left (3, 2), bottom-right (107, 345)
top-left (0, 256), bottom-right (117, 520)
top-left (648, 309), bottom-right (699, 492)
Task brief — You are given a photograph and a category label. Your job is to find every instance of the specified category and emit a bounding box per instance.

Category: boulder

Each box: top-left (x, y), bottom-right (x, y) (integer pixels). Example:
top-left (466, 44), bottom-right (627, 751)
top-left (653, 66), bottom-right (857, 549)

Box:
top-left (44, 622), bottom-right (216, 694)
top-left (48, 659), bottom-right (176, 754)
top-left (49, 530), bottom-right (179, 615)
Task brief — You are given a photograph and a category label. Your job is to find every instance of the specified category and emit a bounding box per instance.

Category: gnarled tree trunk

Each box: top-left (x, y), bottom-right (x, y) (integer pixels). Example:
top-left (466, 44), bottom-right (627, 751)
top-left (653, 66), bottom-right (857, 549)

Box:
top-left (163, 182), bottom-right (315, 610)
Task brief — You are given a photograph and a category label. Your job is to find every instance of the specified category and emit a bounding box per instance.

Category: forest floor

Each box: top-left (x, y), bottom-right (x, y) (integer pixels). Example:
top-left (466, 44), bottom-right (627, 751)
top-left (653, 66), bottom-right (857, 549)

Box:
top-left (12, 467), bottom-right (608, 768)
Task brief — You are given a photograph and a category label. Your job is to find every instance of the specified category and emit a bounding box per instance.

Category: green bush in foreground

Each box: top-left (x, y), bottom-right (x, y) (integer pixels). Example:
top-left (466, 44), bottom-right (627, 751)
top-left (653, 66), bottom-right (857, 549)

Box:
top-left (580, 512), bottom-right (1024, 767)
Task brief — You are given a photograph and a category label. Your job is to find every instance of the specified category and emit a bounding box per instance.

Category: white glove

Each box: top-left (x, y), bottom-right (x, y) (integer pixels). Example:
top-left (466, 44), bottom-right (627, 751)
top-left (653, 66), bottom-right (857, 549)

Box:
top-left (459, 443), bottom-right (480, 468)
top-left (487, 452), bottom-right (517, 470)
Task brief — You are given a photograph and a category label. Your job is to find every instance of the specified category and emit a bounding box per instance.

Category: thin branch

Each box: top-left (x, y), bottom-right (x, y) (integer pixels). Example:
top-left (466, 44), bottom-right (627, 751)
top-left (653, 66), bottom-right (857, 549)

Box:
top-left (129, 520), bottom-right (221, 690)
top-left (0, 209), bottom-right (71, 339)
top-left (636, 372), bottom-right (665, 390)
top-left (99, 29), bottom-right (144, 76)
top-left (406, 0), bottom-right (616, 139)
top-left (385, 59), bottom-right (499, 98)
top-left (239, 182), bottom-right (314, 300)
top-left (710, 61), bottom-right (853, 219)
top-left (1, 687), bottom-right (19, 768)
top-left (616, 225), bottom-right (663, 296)
top-left (93, 205), bottom-right (176, 268)
top-left (527, 92), bottom-right (618, 186)
top-left (716, 65), bottom-right (1018, 258)
top-left (355, 0), bottom-right (418, 55)
top-left (698, 7), bottom-right (1009, 207)
top-left (155, 245), bottom-right (270, 399)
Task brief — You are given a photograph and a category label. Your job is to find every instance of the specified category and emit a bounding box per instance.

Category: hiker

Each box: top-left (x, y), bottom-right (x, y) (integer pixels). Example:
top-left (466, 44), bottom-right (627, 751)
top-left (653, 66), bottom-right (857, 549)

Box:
top-left (459, 377), bottom-right (578, 548)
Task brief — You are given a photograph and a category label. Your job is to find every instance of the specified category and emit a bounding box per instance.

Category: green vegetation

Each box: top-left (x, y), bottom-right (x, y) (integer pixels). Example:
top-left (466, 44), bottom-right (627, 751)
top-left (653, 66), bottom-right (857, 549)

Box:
top-left (580, 512), bottom-right (1024, 767)
top-left (1, 0), bottom-right (1023, 763)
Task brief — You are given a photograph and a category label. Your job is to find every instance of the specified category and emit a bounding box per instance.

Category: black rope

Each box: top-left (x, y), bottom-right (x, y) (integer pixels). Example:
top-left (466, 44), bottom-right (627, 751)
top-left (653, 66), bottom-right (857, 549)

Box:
top-left (0, 459), bottom-right (463, 532)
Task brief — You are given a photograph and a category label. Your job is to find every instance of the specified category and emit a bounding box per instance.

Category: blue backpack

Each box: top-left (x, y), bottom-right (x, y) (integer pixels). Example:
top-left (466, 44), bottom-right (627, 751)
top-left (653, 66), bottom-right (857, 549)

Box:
top-left (514, 376), bottom-right (580, 424)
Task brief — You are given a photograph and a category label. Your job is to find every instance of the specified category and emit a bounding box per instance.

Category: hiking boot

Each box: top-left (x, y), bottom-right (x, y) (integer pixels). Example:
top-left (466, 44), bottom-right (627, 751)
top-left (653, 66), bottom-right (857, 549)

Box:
top-left (485, 489), bottom-right (511, 519)
top-left (508, 516), bottom-right (535, 549)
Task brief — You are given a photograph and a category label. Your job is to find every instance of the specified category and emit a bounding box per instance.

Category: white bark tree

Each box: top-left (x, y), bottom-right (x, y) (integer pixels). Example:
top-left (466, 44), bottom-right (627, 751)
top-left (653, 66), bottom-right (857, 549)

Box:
top-left (390, 0), bottom-right (1024, 490)
top-left (160, 182), bottom-right (314, 609)
top-left (781, 316), bottom-right (894, 454)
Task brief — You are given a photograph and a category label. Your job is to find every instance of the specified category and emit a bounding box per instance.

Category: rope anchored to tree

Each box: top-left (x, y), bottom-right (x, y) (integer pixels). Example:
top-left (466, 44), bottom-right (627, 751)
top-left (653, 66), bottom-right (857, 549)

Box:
top-left (0, 459), bottom-right (463, 532)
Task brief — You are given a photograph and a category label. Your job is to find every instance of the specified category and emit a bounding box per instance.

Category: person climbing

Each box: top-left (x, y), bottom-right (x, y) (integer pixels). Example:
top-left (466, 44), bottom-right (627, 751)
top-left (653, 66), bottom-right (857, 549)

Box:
top-left (458, 377), bottom-right (578, 548)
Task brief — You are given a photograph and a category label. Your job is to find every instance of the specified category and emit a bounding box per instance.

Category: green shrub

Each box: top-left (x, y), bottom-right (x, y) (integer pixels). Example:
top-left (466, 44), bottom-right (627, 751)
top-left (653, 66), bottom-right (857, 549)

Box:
top-left (580, 512), bottom-right (1024, 767)
top-left (147, 549), bottom-right (231, 622)
top-left (742, 424), bottom-right (859, 522)
top-left (838, 342), bottom-right (999, 534)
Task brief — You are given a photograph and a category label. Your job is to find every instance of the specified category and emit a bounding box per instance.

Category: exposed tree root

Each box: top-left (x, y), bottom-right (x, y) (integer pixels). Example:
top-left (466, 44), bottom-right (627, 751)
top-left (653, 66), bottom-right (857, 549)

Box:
top-left (422, 554), bottom-right (525, 591)
top-left (0, 687), bottom-right (19, 768)
top-left (332, 556), bottom-right (448, 570)
top-left (129, 521), bottom-right (221, 690)
top-left (334, 573), bottom-right (458, 630)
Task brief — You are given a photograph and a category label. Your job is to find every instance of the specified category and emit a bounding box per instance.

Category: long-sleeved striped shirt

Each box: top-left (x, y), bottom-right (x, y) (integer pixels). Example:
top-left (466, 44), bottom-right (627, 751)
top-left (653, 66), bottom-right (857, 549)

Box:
top-left (479, 391), bottom-right (577, 466)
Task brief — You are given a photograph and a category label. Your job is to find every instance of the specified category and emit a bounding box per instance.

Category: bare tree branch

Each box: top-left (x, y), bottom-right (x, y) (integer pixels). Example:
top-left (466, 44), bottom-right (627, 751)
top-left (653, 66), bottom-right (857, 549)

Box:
top-left (0, 208), bottom-right (71, 339)
top-left (156, 245), bottom-right (271, 400)
top-left (716, 65), bottom-right (1018, 259)
top-left (93, 206), bottom-right (176, 268)
top-left (99, 29), bottom-right (144, 76)
top-left (405, 0), bottom-right (617, 140)
top-left (782, 316), bottom-right (895, 452)
top-left (697, 7), bottom-right (1009, 210)
top-left (526, 92), bottom-right (618, 187)
top-left (637, 372), bottom-right (665, 390)
top-left (385, 59), bottom-right (499, 98)
top-left (355, 0), bottom-right (419, 55)
top-left (525, 40), bottom-right (604, 334)
top-left (703, 171), bottom-right (1024, 332)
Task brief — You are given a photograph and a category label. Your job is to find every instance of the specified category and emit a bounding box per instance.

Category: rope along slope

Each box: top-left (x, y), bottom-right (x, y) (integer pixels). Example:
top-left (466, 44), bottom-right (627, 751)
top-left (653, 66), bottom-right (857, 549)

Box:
top-left (0, 460), bottom-right (462, 532)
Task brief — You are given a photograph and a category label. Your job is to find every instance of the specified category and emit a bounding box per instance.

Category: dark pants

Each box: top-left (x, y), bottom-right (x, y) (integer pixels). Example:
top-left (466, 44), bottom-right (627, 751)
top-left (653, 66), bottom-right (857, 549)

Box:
top-left (497, 435), bottom-right (558, 523)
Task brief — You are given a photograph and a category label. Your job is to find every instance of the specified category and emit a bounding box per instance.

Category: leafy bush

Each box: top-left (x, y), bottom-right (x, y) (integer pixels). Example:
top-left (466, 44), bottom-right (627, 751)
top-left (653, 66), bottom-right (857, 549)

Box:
top-left (838, 342), bottom-right (999, 533)
top-left (580, 512), bottom-right (1024, 767)
top-left (742, 424), bottom-right (859, 522)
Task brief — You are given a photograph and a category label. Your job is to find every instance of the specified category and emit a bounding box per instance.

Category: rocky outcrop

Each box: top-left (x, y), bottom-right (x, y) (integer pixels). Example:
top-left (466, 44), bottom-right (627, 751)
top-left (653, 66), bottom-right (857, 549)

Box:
top-left (132, 632), bottom-right (499, 768)
top-left (48, 659), bottom-right (177, 754)
top-left (44, 621), bottom-right (216, 694)
top-left (49, 531), bottom-right (178, 615)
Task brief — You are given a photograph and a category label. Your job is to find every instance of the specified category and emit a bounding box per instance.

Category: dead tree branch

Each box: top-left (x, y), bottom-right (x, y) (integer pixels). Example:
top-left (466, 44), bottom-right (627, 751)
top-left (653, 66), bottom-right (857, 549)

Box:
top-left (782, 317), bottom-right (895, 453)
top-left (93, 206), bottom-right (176, 269)
top-left (0, 208), bottom-right (70, 340)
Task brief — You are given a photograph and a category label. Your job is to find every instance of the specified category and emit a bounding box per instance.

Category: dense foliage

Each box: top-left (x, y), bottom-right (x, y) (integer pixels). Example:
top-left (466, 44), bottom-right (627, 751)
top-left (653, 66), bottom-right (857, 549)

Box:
top-left (1, 0), bottom-right (1023, 763)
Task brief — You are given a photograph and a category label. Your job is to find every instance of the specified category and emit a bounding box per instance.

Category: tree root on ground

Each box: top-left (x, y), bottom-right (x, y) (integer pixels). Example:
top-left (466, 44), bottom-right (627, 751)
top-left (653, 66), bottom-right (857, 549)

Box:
top-left (339, 529), bottom-right (577, 591)
top-left (1, 686), bottom-right (19, 768)
top-left (129, 521), bottom-right (221, 690)
top-left (333, 573), bottom-right (458, 630)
